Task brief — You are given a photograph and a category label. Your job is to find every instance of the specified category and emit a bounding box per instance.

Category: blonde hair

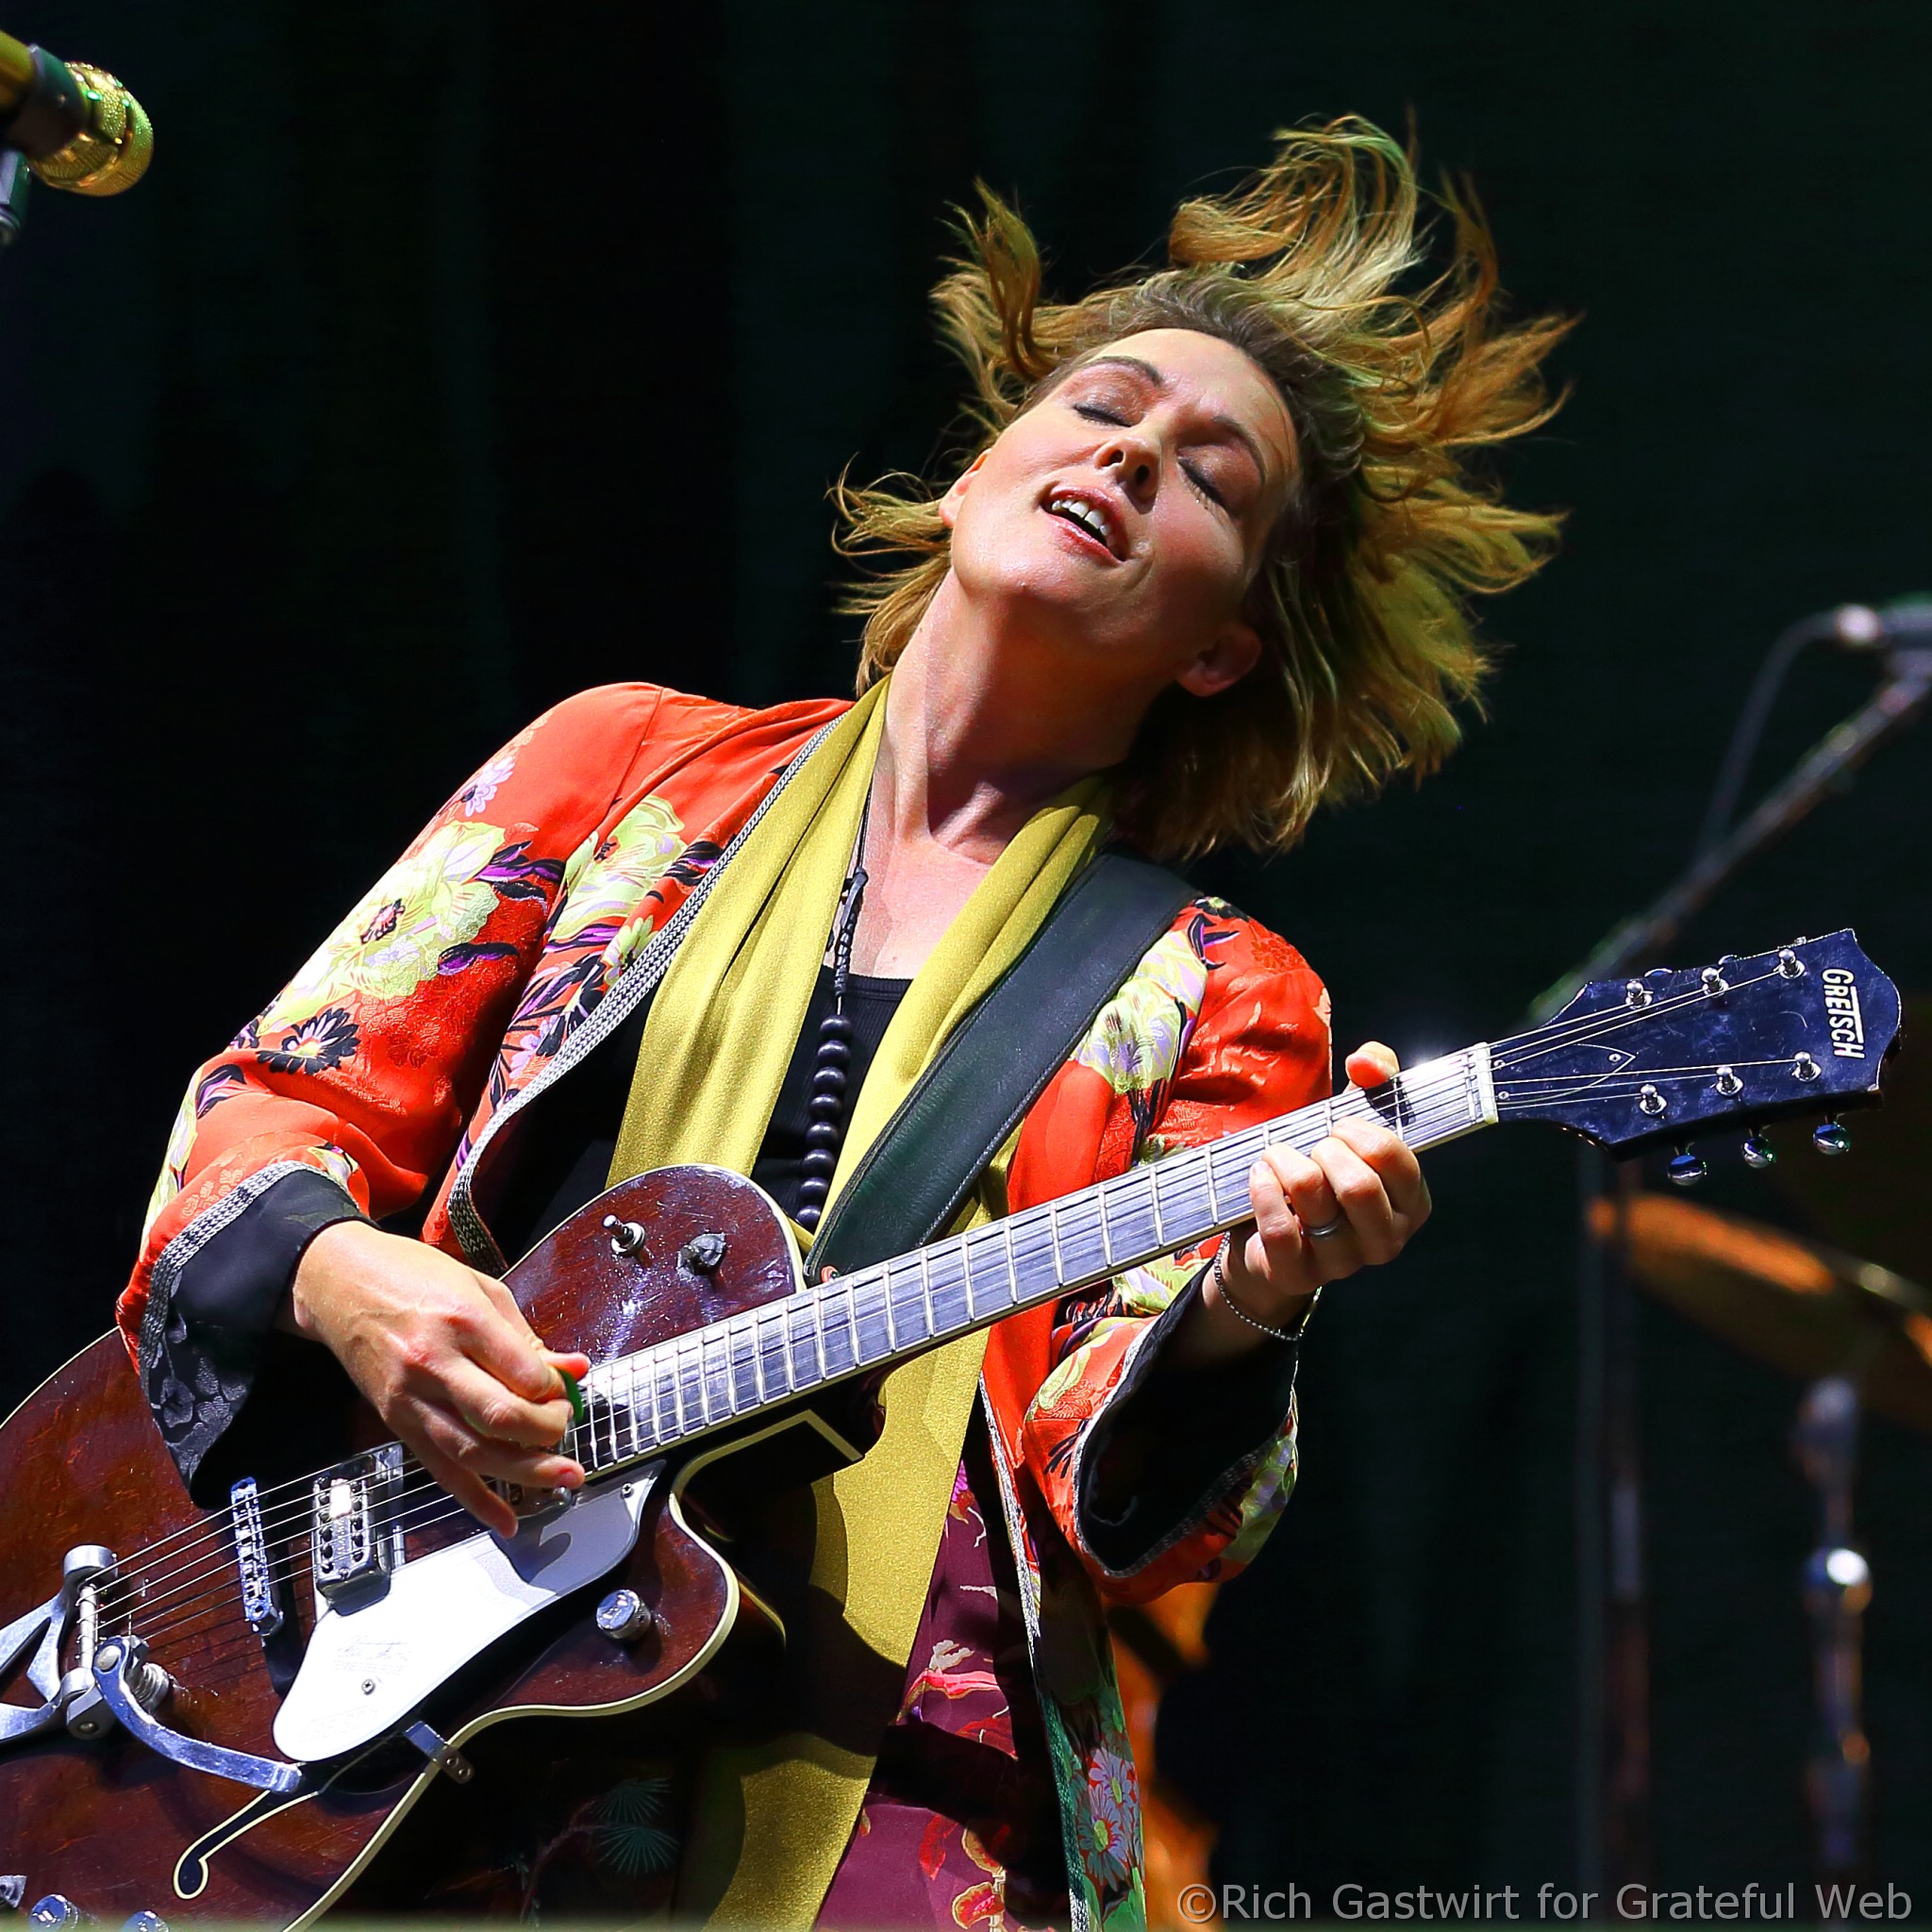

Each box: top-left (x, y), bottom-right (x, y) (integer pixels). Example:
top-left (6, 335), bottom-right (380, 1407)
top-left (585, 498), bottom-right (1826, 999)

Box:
top-left (834, 118), bottom-right (1571, 860)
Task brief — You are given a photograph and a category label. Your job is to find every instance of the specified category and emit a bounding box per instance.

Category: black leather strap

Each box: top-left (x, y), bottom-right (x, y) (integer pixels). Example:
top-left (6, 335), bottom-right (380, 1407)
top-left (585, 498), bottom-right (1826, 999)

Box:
top-left (806, 852), bottom-right (1194, 1279)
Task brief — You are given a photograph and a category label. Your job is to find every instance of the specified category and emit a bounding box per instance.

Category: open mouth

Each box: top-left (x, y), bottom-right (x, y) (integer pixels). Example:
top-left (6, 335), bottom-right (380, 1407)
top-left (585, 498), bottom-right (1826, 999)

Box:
top-left (1043, 491), bottom-right (1124, 559)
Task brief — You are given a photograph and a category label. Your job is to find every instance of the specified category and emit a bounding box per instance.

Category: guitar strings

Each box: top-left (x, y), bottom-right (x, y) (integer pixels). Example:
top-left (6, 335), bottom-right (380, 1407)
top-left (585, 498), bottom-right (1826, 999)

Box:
top-left (100, 968), bottom-right (1829, 1634)
top-left (108, 1074), bottom-right (1497, 1635)
top-left (89, 1054), bottom-right (1627, 1636)
top-left (110, 1080), bottom-right (1491, 1609)
top-left (95, 1059), bottom-right (1602, 1620)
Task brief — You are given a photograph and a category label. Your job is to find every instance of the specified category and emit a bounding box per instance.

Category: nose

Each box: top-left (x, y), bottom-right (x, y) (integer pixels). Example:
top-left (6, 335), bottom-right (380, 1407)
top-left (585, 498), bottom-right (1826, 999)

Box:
top-left (1099, 431), bottom-right (1158, 510)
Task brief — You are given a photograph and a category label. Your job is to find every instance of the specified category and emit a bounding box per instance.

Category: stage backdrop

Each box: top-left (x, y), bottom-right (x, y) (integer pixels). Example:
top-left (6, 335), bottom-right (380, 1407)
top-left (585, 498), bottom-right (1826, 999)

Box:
top-left (4, 0), bottom-right (1929, 1909)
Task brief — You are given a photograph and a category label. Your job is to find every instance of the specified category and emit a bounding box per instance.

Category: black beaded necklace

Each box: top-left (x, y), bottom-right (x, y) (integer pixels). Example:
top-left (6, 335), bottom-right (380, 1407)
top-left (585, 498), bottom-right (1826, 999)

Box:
top-left (794, 793), bottom-right (872, 1234)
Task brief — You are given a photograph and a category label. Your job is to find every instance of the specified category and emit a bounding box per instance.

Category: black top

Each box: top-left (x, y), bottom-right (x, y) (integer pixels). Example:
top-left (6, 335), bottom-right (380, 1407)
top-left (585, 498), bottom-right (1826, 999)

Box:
top-left (489, 963), bottom-right (909, 1253)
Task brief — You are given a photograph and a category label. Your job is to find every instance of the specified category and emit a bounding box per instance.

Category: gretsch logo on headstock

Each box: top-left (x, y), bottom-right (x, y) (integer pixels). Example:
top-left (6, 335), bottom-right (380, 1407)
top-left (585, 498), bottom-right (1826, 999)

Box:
top-left (1822, 967), bottom-right (1866, 1059)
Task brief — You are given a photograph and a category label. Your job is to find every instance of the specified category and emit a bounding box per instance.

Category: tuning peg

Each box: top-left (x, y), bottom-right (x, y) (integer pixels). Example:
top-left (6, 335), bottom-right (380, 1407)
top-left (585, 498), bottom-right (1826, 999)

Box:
top-left (1813, 1119), bottom-right (1850, 1157)
top-left (1740, 1130), bottom-right (1777, 1170)
top-left (1666, 1146), bottom-right (1708, 1188)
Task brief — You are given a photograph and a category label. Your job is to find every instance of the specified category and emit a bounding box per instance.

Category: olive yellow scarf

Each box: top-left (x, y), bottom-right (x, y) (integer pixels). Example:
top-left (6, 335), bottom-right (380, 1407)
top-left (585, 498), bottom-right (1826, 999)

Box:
top-left (606, 680), bottom-right (1108, 1924)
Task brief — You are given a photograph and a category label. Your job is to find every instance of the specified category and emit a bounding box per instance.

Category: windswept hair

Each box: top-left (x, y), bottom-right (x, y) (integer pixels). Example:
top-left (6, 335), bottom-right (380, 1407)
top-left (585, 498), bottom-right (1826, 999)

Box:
top-left (834, 118), bottom-right (1571, 860)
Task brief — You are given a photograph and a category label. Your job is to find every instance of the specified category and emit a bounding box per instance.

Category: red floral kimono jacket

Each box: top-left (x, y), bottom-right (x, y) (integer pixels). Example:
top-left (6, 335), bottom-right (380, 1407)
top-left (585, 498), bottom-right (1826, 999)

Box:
top-left (119, 684), bottom-right (1333, 1931)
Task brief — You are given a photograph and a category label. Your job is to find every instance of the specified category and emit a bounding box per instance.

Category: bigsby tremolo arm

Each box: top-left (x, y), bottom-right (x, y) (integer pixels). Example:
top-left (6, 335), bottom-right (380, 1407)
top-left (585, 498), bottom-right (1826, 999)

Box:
top-left (0, 1544), bottom-right (117, 1750)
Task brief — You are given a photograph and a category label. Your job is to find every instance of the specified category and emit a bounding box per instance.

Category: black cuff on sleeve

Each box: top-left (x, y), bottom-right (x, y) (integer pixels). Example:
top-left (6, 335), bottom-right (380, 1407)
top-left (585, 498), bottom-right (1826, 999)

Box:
top-left (144, 1167), bottom-right (368, 1502)
top-left (1077, 1269), bottom-right (1303, 1573)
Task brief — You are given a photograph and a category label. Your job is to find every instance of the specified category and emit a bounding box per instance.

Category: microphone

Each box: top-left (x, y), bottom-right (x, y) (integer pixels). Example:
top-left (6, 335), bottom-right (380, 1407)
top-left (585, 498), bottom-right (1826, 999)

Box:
top-left (0, 27), bottom-right (151, 238)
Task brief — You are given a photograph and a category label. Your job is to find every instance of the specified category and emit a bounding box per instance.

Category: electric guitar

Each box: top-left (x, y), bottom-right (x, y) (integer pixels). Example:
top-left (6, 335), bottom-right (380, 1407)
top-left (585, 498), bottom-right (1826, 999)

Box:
top-left (0, 931), bottom-right (1900, 1927)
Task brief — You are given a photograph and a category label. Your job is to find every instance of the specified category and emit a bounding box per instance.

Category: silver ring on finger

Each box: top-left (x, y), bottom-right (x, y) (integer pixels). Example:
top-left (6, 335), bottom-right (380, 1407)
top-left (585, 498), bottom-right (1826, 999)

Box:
top-left (1302, 1214), bottom-right (1348, 1241)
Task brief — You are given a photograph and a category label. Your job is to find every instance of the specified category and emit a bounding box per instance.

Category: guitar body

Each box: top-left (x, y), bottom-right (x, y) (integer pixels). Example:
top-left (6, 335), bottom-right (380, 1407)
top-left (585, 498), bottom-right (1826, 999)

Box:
top-left (0, 1168), bottom-right (825, 1926)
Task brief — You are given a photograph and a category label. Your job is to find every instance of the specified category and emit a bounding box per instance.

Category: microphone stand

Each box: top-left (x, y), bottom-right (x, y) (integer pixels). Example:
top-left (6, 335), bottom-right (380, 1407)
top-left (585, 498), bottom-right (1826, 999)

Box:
top-left (1524, 644), bottom-right (1932, 1912)
top-left (1529, 646), bottom-right (1932, 1026)
top-left (0, 147), bottom-right (26, 246)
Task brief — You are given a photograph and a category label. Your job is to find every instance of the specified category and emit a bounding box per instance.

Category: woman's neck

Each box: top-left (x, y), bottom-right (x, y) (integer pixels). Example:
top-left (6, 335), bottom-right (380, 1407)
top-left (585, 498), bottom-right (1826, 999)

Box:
top-left (846, 583), bottom-right (1137, 977)
top-left (875, 579), bottom-right (1141, 863)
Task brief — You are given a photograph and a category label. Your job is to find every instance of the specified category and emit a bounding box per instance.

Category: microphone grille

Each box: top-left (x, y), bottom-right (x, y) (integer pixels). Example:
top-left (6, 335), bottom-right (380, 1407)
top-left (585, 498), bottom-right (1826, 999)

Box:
top-left (29, 62), bottom-right (152, 196)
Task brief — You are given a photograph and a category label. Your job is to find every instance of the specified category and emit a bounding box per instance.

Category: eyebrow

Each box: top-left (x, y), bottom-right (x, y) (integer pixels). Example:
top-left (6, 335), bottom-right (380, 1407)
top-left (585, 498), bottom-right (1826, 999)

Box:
top-left (1074, 354), bottom-right (1273, 491)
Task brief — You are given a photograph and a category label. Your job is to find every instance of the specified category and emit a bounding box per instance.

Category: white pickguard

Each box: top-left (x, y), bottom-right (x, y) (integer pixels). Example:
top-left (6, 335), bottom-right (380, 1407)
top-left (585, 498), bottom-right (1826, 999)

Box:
top-left (273, 1467), bottom-right (659, 1763)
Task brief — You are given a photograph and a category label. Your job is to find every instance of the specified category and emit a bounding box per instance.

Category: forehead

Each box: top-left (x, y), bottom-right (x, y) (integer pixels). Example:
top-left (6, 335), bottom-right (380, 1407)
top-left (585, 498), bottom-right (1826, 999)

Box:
top-left (1061, 327), bottom-right (1297, 481)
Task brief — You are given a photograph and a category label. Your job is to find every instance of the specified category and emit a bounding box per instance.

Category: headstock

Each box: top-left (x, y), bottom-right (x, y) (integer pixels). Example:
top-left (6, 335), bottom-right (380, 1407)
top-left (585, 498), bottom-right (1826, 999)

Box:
top-left (1494, 930), bottom-right (1900, 1173)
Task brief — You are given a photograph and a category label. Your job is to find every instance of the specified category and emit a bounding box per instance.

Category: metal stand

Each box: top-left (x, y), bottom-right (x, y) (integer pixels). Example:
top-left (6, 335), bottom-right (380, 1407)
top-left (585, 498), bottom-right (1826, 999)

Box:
top-left (0, 147), bottom-right (27, 246)
top-left (1529, 647), bottom-right (1932, 1027)
top-left (1531, 643), bottom-right (1930, 1906)
top-left (1793, 1376), bottom-right (1871, 1891)
top-left (1574, 1152), bottom-right (1652, 1904)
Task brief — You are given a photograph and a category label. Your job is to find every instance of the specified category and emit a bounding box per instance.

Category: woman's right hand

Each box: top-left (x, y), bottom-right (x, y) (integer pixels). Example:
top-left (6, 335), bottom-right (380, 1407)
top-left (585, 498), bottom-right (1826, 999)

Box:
top-left (289, 1220), bottom-right (591, 1539)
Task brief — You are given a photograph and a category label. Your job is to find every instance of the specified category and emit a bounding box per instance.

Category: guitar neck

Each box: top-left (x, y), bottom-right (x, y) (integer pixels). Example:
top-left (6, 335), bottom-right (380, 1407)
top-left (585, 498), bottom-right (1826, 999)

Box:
top-left (571, 1045), bottom-right (1498, 1476)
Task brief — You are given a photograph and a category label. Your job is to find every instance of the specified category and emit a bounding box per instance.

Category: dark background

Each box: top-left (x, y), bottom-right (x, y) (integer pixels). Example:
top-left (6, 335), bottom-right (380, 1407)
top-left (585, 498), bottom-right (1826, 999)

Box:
top-left (4, 0), bottom-right (1929, 1912)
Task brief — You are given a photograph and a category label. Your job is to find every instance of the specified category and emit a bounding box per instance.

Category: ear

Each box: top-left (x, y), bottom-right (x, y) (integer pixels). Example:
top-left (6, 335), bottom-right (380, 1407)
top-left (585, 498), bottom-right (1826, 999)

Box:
top-left (1174, 616), bottom-right (1262, 700)
top-left (939, 452), bottom-right (990, 530)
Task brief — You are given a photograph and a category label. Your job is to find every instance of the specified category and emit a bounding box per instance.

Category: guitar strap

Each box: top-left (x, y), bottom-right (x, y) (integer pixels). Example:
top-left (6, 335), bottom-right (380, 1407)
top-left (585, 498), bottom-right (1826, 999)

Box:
top-left (804, 848), bottom-right (1195, 1274)
top-left (679, 846), bottom-right (1193, 1928)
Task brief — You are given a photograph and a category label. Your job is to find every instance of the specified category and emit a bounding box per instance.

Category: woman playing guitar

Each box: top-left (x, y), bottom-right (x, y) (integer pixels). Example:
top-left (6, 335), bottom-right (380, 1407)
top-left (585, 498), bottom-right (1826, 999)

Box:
top-left (120, 119), bottom-right (1565, 1926)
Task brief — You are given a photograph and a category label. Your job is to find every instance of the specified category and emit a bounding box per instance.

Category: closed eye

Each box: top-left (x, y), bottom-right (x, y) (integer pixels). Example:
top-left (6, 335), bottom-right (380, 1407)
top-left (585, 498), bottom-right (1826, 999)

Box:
top-left (1182, 462), bottom-right (1227, 508)
top-left (1073, 403), bottom-right (1127, 426)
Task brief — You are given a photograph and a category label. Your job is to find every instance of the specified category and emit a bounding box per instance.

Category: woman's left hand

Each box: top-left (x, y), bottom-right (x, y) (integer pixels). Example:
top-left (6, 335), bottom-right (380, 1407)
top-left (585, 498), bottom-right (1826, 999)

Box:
top-left (1191, 1041), bottom-right (1431, 1357)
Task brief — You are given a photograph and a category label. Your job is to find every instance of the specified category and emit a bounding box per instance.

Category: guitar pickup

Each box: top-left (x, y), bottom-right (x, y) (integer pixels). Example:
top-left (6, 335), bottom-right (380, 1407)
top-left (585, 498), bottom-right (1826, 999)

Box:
top-left (310, 1445), bottom-right (405, 1608)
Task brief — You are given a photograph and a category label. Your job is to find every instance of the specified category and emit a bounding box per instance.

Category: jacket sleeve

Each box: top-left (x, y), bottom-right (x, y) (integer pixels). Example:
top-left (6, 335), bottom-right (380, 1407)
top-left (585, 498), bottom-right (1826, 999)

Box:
top-left (119, 684), bottom-right (669, 1496)
top-left (1002, 898), bottom-right (1333, 1606)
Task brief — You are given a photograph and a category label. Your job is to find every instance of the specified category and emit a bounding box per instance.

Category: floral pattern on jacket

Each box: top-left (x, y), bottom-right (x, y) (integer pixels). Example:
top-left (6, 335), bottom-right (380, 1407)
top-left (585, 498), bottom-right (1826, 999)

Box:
top-left (121, 683), bottom-right (1332, 1932)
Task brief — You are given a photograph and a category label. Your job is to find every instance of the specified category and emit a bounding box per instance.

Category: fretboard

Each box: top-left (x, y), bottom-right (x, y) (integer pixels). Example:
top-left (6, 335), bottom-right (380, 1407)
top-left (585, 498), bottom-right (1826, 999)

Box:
top-left (568, 1046), bottom-right (1497, 1476)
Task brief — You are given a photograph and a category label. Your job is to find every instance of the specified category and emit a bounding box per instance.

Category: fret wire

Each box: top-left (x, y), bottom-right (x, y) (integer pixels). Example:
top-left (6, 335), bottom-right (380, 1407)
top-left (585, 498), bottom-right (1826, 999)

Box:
top-left (1149, 1162), bottom-right (1167, 1247)
top-left (839, 1277), bottom-right (864, 1367)
top-left (683, 1329), bottom-right (707, 1437)
top-left (936, 1234), bottom-right (972, 1332)
top-left (730, 1319), bottom-right (757, 1413)
top-left (763, 1307), bottom-right (786, 1400)
top-left (808, 1291), bottom-right (828, 1385)
top-left (1046, 1201), bottom-right (1064, 1282)
top-left (697, 1326), bottom-right (721, 1424)
top-left (773, 1303), bottom-right (795, 1395)
top-left (881, 1258), bottom-right (899, 1351)
top-left (672, 1337), bottom-right (691, 1435)
top-left (625, 1359), bottom-right (641, 1457)
top-left (654, 1357), bottom-right (674, 1444)
top-left (918, 1245), bottom-right (935, 1340)
top-left (672, 1333), bottom-right (693, 1433)
top-left (1097, 1187), bottom-right (1114, 1270)
top-left (1002, 1217), bottom-right (1021, 1310)
top-left (694, 1330), bottom-right (717, 1426)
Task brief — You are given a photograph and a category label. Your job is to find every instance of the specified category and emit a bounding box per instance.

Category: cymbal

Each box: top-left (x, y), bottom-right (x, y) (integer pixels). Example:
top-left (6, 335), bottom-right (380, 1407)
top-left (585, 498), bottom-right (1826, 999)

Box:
top-left (1589, 1192), bottom-right (1932, 1434)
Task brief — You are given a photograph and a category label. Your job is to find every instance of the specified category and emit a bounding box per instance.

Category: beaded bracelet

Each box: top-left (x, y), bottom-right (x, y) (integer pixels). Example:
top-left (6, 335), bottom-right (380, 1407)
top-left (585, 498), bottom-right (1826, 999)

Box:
top-left (1209, 1235), bottom-right (1321, 1341)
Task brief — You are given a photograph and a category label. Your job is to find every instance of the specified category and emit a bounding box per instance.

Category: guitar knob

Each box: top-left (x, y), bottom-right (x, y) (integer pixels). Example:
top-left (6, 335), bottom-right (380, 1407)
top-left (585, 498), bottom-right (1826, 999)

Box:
top-left (1813, 1119), bottom-right (1851, 1157)
top-left (1741, 1132), bottom-right (1776, 1170)
top-left (27, 1899), bottom-right (81, 1929)
top-left (0, 1880), bottom-right (25, 1913)
top-left (1665, 1148), bottom-right (1708, 1188)
top-left (595, 1588), bottom-right (655, 1643)
top-left (122, 1915), bottom-right (171, 1932)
